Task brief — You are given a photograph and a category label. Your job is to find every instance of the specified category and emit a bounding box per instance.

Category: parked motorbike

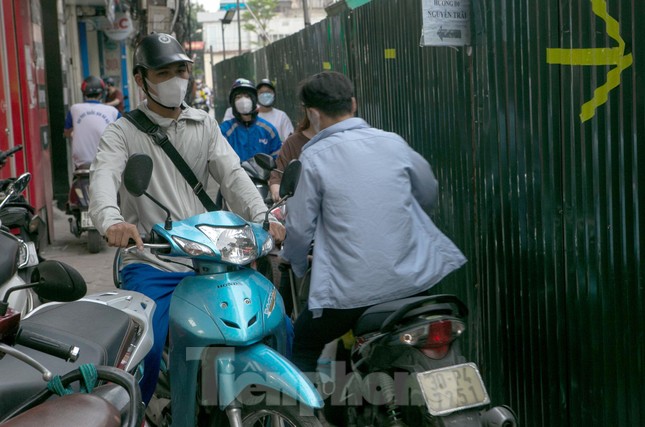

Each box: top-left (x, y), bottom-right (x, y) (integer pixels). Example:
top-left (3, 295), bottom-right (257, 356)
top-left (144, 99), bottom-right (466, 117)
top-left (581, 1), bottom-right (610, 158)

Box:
top-left (119, 153), bottom-right (322, 427)
top-left (0, 146), bottom-right (44, 256)
top-left (0, 246), bottom-right (154, 423)
top-left (66, 164), bottom-right (103, 253)
top-left (0, 174), bottom-right (40, 315)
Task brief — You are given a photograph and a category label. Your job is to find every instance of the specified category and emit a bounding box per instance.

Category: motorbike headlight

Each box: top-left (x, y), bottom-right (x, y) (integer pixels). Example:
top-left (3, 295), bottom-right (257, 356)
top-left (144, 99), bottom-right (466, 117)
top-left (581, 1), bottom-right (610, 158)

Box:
top-left (260, 234), bottom-right (274, 257)
top-left (198, 225), bottom-right (258, 265)
top-left (18, 241), bottom-right (30, 268)
top-left (17, 240), bottom-right (38, 268)
top-left (172, 236), bottom-right (214, 257)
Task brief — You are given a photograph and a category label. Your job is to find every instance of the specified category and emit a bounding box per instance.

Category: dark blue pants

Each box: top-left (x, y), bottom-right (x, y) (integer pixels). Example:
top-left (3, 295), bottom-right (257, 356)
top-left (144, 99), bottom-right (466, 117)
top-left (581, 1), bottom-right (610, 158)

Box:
top-left (121, 263), bottom-right (194, 405)
top-left (291, 305), bottom-right (369, 375)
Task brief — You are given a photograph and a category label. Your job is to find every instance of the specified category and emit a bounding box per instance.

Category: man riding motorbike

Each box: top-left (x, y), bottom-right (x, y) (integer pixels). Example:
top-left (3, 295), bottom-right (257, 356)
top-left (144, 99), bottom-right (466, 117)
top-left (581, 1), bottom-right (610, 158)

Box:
top-left (88, 33), bottom-right (285, 406)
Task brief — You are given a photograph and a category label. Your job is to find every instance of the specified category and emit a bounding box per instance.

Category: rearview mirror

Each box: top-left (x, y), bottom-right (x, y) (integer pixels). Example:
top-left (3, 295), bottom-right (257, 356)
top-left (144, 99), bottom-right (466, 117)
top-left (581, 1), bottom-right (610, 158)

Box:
top-left (124, 154), bottom-right (153, 197)
top-left (253, 153), bottom-right (277, 172)
top-left (9, 173), bottom-right (31, 195)
top-left (30, 261), bottom-right (87, 302)
top-left (279, 160), bottom-right (301, 199)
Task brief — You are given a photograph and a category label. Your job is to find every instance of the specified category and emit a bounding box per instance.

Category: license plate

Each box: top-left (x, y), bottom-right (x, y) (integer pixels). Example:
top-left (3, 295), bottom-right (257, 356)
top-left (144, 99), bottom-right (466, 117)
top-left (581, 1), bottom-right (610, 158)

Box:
top-left (81, 211), bottom-right (94, 229)
top-left (416, 362), bottom-right (490, 416)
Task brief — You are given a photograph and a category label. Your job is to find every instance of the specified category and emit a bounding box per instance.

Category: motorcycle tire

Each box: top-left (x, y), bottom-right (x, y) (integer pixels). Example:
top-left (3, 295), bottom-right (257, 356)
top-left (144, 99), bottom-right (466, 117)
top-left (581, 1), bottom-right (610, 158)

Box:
top-left (208, 391), bottom-right (322, 427)
top-left (88, 229), bottom-right (102, 254)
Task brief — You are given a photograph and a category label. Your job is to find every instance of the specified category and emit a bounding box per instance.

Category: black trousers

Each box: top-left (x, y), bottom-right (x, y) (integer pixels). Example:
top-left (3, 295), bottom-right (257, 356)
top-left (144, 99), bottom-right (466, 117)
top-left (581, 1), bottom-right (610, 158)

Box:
top-left (291, 304), bottom-right (369, 374)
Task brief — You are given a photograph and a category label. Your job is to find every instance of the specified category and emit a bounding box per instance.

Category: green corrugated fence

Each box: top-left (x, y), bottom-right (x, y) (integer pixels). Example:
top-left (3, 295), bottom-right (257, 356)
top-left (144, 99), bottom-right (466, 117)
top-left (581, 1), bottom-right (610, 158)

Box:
top-left (214, 0), bottom-right (644, 425)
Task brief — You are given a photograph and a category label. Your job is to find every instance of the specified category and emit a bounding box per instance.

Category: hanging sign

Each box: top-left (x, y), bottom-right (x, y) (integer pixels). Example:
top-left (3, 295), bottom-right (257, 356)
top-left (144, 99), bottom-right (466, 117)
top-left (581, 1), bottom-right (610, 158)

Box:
top-left (103, 12), bottom-right (134, 41)
top-left (421, 0), bottom-right (471, 47)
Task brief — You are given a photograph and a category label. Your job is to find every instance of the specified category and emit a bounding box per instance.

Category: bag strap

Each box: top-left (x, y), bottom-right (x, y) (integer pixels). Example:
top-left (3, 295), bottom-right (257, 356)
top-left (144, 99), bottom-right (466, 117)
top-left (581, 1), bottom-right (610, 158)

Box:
top-left (124, 109), bottom-right (219, 211)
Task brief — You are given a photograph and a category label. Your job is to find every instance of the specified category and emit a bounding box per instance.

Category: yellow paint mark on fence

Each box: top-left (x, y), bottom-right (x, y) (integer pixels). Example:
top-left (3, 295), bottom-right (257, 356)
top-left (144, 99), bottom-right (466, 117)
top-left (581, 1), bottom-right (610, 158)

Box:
top-left (546, 0), bottom-right (633, 122)
top-left (384, 49), bottom-right (396, 59)
top-left (322, 62), bottom-right (332, 70)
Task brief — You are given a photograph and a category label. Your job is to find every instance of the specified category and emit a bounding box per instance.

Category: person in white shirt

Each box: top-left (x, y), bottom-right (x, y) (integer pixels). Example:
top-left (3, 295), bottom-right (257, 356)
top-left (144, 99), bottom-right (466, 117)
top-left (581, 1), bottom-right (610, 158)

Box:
top-left (63, 76), bottom-right (120, 169)
top-left (222, 78), bottom-right (294, 142)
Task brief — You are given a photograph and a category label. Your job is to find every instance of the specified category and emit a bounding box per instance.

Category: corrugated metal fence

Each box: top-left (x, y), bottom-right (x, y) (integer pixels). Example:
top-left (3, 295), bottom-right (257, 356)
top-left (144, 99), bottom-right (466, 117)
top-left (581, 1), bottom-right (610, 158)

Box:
top-left (214, 0), bottom-right (644, 425)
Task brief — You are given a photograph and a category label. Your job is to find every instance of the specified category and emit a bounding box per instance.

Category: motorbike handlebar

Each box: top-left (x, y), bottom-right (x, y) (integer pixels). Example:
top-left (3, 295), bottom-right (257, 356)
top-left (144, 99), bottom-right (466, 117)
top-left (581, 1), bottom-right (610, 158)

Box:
top-left (124, 242), bottom-right (170, 254)
top-left (16, 328), bottom-right (80, 362)
top-left (0, 145), bottom-right (23, 167)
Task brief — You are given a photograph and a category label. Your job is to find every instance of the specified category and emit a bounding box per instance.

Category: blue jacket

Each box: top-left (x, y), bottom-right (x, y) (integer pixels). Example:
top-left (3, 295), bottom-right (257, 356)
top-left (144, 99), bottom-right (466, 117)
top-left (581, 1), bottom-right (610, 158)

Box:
top-left (282, 118), bottom-right (467, 315)
top-left (219, 117), bottom-right (281, 162)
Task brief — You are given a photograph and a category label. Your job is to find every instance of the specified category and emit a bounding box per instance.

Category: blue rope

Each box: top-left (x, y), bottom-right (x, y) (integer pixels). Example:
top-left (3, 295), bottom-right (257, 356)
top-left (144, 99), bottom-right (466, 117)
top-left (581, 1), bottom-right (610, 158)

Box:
top-left (46, 364), bottom-right (99, 396)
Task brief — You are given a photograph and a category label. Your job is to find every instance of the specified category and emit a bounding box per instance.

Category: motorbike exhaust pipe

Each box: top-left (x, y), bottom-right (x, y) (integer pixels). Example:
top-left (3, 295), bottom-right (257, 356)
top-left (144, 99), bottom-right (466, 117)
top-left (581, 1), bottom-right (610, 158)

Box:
top-left (481, 405), bottom-right (518, 427)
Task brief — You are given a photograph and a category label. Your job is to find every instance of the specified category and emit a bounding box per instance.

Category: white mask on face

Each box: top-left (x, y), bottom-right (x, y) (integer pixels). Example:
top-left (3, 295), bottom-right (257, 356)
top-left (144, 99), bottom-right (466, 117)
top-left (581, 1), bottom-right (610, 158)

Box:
top-left (145, 76), bottom-right (188, 108)
top-left (235, 96), bottom-right (254, 115)
top-left (258, 92), bottom-right (275, 107)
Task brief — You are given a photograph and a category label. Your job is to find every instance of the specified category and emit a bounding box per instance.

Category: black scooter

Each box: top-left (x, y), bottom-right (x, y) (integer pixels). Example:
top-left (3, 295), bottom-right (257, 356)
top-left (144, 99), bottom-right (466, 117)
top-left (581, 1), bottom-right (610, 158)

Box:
top-left (0, 146), bottom-right (43, 256)
top-left (0, 259), bottom-right (142, 427)
top-left (0, 236), bottom-right (154, 425)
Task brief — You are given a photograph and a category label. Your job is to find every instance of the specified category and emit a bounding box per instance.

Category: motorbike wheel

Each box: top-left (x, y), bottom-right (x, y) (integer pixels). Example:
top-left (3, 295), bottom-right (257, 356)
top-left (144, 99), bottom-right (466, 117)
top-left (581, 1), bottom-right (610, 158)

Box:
top-left (240, 402), bottom-right (322, 427)
top-left (87, 229), bottom-right (102, 253)
top-left (208, 392), bottom-right (322, 427)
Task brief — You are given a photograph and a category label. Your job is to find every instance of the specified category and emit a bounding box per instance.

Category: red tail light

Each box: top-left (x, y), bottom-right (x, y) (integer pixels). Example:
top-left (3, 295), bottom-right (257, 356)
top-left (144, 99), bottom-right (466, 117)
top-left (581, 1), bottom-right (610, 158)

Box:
top-left (9, 227), bottom-right (20, 235)
top-left (422, 319), bottom-right (460, 359)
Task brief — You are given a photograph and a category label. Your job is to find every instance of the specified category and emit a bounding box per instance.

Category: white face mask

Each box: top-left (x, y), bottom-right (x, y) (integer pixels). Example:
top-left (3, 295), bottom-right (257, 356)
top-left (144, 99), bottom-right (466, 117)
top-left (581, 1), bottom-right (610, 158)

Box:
top-left (235, 96), bottom-right (254, 115)
top-left (145, 76), bottom-right (188, 108)
top-left (258, 92), bottom-right (275, 107)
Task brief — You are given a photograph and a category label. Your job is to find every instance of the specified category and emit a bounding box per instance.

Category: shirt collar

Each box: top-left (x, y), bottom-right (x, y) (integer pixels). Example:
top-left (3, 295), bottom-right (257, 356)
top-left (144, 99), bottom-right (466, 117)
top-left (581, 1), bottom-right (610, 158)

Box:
top-left (302, 117), bottom-right (370, 151)
top-left (139, 100), bottom-right (207, 126)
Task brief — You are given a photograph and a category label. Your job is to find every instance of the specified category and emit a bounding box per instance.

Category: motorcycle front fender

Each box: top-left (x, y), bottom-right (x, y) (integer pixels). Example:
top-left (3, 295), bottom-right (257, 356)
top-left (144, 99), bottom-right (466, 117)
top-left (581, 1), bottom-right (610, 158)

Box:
top-left (206, 343), bottom-right (323, 411)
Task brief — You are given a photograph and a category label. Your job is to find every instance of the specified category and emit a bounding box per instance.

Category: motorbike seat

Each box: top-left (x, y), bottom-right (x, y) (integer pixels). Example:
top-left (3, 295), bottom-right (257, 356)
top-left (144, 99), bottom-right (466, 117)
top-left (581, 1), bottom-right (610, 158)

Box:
top-left (0, 393), bottom-right (120, 427)
top-left (353, 296), bottom-right (455, 336)
top-left (0, 301), bottom-right (136, 416)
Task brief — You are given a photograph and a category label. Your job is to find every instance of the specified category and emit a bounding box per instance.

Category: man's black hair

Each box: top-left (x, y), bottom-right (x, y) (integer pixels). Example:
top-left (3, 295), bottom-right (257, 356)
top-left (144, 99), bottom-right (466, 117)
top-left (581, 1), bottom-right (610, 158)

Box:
top-left (298, 71), bottom-right (354, 117)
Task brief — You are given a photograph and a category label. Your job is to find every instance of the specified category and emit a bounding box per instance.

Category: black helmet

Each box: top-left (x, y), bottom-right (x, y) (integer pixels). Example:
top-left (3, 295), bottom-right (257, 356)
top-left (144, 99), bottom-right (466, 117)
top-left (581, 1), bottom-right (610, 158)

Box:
top-left (81, 75), bottom-right (106, 97)
top-left (133, 33), bottom-right (192, 74)
top-left (256, 78), bottom-right (275, 92)
top-left (229, 78), bottom-right (258, 122)
top-left (103, 76), bottom-right (116, 87)
top-left (229, 78), bottom-right (257, 105)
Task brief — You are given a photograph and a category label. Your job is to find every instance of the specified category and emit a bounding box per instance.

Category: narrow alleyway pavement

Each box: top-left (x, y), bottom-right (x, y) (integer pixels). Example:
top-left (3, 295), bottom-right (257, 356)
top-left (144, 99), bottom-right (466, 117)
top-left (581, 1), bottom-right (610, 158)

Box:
top-left (40, 206), bottom-right (115, 295)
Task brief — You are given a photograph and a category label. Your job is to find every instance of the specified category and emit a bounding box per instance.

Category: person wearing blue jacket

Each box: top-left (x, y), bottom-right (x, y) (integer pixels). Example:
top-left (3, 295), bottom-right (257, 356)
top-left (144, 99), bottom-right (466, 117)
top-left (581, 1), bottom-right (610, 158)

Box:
top-left (282, 71), bottom-right (467, 375)
top-left (219, 78), bottom-right (281, 162)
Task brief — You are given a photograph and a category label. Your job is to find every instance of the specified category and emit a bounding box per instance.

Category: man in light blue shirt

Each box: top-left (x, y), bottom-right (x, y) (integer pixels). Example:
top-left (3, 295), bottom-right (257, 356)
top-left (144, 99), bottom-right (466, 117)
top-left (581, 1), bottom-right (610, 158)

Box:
top-left (282, 71), bottom-right (467, 374)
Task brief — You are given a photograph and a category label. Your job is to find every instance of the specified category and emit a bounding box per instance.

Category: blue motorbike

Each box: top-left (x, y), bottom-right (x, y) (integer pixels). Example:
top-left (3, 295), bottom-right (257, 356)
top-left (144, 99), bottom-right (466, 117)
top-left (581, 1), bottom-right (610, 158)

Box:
top-left (121, 154), bottom-right (323, 427)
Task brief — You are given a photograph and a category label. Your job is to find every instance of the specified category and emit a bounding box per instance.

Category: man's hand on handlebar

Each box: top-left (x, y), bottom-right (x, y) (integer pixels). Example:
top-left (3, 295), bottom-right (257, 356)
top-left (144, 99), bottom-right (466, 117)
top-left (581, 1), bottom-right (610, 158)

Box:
top-left (106, 222), bottom-right (144, 251)
top-left (269, 221), bottom-right (286, 245)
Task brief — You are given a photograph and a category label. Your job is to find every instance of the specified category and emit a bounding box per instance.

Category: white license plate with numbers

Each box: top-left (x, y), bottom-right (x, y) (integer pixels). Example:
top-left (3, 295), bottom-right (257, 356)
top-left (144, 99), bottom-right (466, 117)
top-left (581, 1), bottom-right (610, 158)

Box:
top-left (416, 362), bottom-right (491, 416)
top-left (81, 211), bottom-right (94, 229)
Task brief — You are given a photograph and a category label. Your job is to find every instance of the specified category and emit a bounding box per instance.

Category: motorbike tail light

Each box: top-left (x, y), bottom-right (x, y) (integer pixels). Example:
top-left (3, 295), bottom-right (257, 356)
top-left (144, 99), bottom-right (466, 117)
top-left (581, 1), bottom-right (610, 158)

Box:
top-left (9, 227), bottom-right (20, 235)
top-left (421, 319), bottom-right (466, 359)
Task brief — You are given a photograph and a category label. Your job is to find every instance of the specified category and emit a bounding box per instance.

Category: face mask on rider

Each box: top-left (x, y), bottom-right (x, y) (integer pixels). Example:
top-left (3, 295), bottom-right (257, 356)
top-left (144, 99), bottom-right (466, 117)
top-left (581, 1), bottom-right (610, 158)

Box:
top-left (235, 96), bottom-right (254, 115)
top-left (258, 92), bottom-right (275, 107)
top-left (145, 76), bottom-right (188, 108)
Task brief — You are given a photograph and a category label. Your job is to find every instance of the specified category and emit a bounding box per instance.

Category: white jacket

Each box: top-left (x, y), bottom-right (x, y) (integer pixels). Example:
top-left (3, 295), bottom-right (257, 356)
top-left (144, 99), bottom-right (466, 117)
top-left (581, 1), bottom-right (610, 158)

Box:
top-left (89, 101), bottom-right (268, 272)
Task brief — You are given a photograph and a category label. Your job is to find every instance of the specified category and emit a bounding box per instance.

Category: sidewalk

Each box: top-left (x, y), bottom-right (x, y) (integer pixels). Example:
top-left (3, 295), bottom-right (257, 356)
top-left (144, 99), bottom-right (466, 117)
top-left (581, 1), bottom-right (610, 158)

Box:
top-left (40, 206), bottom-right (116, 295)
